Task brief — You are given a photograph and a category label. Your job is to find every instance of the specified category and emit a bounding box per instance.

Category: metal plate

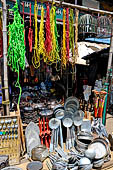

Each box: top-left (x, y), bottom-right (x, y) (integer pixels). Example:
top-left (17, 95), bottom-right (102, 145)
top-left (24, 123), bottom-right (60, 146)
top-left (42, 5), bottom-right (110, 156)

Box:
top-left (64, 97), bottom-right (79, 110)
top-left (27, 161), bottom-right (43, 170)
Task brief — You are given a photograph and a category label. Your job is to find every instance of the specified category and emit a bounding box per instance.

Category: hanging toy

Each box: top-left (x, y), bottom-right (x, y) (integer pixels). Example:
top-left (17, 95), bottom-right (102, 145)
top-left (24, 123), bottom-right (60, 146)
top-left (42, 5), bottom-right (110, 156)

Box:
top-left (45, 4), bottom-right (52, 62)
top-left (69, 9), bottom-right (75, 63)
top-left (7, 1), bottom-right (25, 104)
top-left (50, 6), bottom-right (60, 65)
top-left (28, 3), bottom-right (33, 53)
top-left (61, 9), bottom-right (67, 69)
top-left (38, 6), bottom-right (46, 62)
top-left (66, 8), bottom-right (69, 61)
top-left (32, 0), bottom-right (40, 68)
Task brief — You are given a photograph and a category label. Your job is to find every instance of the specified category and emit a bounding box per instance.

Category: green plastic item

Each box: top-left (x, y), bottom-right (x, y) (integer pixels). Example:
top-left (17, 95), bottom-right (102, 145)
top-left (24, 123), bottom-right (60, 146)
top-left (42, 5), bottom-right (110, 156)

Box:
top-left (7, 1), bottom-right (25, 105)
top-left (102, 83), bottom-right (109, 125)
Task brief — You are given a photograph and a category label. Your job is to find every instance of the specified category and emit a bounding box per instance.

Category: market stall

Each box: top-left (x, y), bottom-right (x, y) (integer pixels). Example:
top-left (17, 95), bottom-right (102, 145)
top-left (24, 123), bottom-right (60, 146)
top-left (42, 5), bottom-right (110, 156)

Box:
top-left (0, 0), bottom-right (113, 169)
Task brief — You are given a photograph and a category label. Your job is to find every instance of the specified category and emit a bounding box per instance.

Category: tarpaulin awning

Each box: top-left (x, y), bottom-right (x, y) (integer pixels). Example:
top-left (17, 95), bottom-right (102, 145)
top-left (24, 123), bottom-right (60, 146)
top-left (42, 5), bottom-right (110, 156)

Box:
top-left (76, 42), bottom-right (109, 65)
top-left (85, 38), bottom-right (110, 44)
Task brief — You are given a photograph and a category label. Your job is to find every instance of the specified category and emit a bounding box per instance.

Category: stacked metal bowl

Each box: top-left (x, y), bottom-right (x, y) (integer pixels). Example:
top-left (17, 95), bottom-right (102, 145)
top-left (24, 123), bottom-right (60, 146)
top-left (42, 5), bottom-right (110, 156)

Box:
top-left (23, 106), bottom-right (37, 124)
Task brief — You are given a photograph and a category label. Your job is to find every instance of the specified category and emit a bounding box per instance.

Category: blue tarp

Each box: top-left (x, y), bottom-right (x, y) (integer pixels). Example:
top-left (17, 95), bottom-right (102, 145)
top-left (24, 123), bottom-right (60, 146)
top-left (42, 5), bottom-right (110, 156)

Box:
top-left (85, 38), bottom-right (110, 44)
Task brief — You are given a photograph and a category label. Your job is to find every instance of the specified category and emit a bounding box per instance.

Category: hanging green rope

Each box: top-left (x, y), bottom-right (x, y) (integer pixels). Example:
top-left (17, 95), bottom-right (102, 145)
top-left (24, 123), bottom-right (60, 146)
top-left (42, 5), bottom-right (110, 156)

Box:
top-left (7, 2), bottom-right (25, 105)
top-left (69, 9), bottom-right (74, 61)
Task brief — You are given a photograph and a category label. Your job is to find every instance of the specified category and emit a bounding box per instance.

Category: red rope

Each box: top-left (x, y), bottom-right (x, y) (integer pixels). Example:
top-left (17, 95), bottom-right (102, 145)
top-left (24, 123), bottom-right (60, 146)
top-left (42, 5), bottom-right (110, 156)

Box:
top-left (45, 5), bottom-right (52, 56)
top-left (66, 8), bottom-right (69, 61)
top-left (28, 3), bottom-right (33, 52)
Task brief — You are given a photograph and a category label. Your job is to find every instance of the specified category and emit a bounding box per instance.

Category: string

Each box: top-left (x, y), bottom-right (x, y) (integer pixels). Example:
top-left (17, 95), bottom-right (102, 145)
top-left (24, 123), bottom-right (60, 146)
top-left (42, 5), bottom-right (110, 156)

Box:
top-left (61, 9), bottom-right (67, 69)
top-left (45, 4), bottom-right (52, 63)
top-left (7, 1), bottom-right (25, 105)
top-left (66, 8), bottom-right (69, 61)
top-left (32, 0), bottom-right (40, 68)
top-left (50, 6), bottom-right (60, 66)
top-left (0, 12), bottom-right (3, 58)
top-left (38, 6), bottom-right (46, 63)
top-left (69, 9), bottom-right (75, 63)
top-left (28, 3), bottom-right (33, 53)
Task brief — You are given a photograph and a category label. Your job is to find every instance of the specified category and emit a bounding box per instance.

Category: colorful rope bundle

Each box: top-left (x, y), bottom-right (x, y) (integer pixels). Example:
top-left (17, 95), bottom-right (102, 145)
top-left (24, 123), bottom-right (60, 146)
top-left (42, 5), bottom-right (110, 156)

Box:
top-left (45, 5), bottom-right (52, 62)
top-left (23, 2), bottom-right (26, 45)
top-left (0, 12), bottom-right (3, 58)
top-left (50, 6), bottom-right (60, 65)
top-left (66, 8), bottom-right (69, 61)
top-left (69, 9), bottom-right (75, 63)
top-left (38, 6), bottom-right (46, 62)
top-left (75, 10), bottom-right (79, 63)
top-left (7, 2), bottom-right (25, 104)
top-left (32, 0), bottom-right (39, 68)
top-left (61, 9), bottom-right (67, 69)
top-left (28, 3), bottom-right (33, 52)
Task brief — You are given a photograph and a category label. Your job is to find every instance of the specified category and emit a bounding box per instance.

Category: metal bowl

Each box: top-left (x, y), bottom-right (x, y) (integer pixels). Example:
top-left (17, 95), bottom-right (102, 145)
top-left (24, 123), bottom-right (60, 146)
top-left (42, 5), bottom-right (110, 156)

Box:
top-left (88, 139), bottom-right (107, 159)
top-left (79, 157), bottom-right (91, 166)
top-left (84, 148), bottom-right (96, 160)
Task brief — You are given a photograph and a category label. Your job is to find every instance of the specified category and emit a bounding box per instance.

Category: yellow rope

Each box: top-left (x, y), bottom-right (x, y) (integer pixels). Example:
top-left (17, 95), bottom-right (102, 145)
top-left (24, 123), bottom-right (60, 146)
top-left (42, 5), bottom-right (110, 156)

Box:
top-left (38, 6), bottom-right (46, 62)
top-left (50, 6), bottom-right (60, 65)
top-left (74, 10), bottom-right (79, 63)
top-left (32, 0), bottom-right (40, 68)
top-left (61, 9), bottom-right (67, 69)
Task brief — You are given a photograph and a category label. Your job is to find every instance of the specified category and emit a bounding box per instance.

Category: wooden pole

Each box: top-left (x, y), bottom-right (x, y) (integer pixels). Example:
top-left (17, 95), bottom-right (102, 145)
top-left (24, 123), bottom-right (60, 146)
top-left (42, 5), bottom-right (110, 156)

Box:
top-left (106, 23), bottom-right (113, 82)
top-left (2, 0), bottom-right (9, 115)
top-left (10, 0), bottom-right (113, 15)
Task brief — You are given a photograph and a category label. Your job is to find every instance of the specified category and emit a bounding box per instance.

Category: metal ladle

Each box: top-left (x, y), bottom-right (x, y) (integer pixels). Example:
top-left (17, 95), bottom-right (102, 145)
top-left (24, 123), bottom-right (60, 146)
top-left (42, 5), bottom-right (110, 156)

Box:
top-left (49, 118), bottom-right (60, 152)
top-left (63, 117), bottom-right (73, 150)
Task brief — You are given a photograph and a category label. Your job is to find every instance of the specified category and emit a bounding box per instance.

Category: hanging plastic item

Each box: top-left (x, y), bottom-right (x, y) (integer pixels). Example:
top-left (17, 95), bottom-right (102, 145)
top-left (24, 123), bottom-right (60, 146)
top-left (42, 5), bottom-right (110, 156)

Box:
top-left (7, 1), bottom-right (25, 104)
top-left (0, 12), bottom-right (3, 58)
top-left (69, 9), bottom-right (75, 63)
top-left (45, 5), bottom-right (52, 63)
top-left (66, 8), bottom-right (69, 61)
top-left (32, 0), bottom-right (39, 68)
top-left (38, 6), bottom-right (46, 62)
top-left (50, 6), bottom-right (60, 66)
top-left (61, 9), bottom-right (66, 69)
top-left (28, 3), bottom-right (33, 53)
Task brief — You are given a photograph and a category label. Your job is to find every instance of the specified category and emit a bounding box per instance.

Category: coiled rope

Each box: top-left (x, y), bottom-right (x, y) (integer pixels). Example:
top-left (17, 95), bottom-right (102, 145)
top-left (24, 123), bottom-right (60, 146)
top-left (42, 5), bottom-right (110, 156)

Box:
top-left (66, 8), bottom-right (69, 61)
top-left (32, 0), bottom-right (39, 68)
top-left (38, 6), bottom-right (46, 62)
top-left (69, 9), bottom-right (75, 63)
top-left (28, 3), bottom-right (33, 53)
top-left (50, 6), bottom-right (60, 65)
top-left (61, 9), bottom-right (67, 69)
top-left (45, 5), bottom-right (52, 63)
top-left (7, 1), bottom-right (25, 104)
